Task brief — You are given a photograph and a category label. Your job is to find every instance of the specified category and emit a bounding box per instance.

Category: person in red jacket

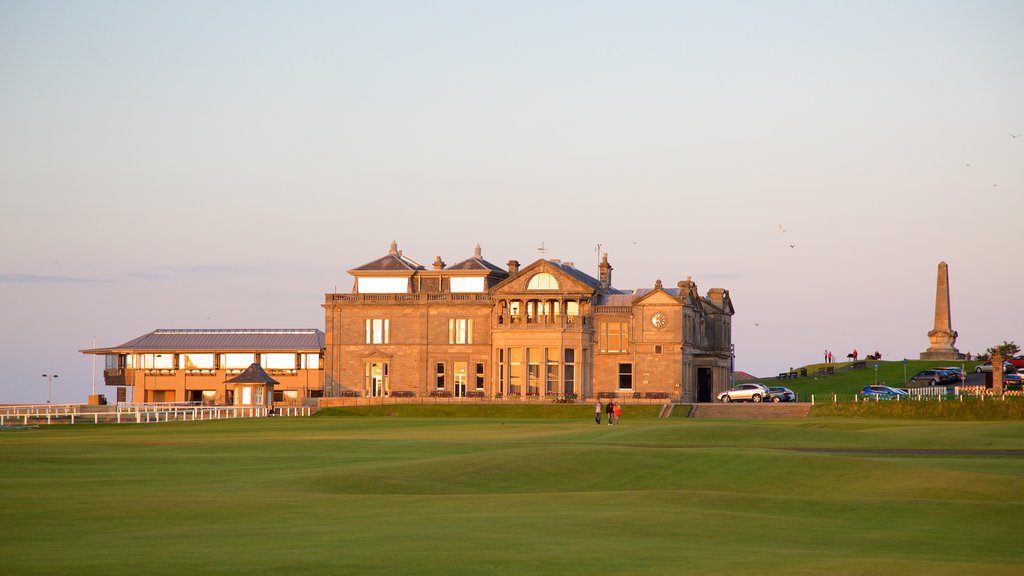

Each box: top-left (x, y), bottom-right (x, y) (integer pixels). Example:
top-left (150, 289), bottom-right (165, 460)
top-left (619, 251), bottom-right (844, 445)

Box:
top-left (613, 402), bottom-right (622, 425)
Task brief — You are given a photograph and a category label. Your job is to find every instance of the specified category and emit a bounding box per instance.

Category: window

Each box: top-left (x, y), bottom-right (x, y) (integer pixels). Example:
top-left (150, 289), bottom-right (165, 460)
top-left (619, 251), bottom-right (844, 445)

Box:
top-left (264, 353), bottom-right (296, 369)
top-left (563, 348), bottom-right (575, 394)
top-left (448, 319), bottom-right (473, 344)
top-left (450, 277), bottom-right (485, 293)
top-left (223, 353), bottom-right (255, 369)
top-left (545, 347), bottom-right (559, 394)
top-left (599, 321), bottom-right (628, 353)
top-left (365, 319), bottom-right (390, 344)
top-left (475, 363), bottom-right (485, 390)
top-left (618, 363), bottom-right (633, 390)
top-left (183, 353), bottom-right (216, 369)
top-left (655, 345), bottom-right (663, 355)
top-left (435, 362), bottom-right (446, 389)
top-left (509, 348), bottom-right (522, 394)
top-left (527, 347), bottom-right (541, 393)
top-left (498, 348), bottom-right (505, 394)
top-left (527, 273), bottom-right (559, 290)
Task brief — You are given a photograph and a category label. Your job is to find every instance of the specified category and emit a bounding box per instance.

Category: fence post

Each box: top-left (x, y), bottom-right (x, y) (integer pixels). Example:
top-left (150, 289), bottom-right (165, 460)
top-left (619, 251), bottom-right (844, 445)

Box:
top-left (811, 394), bottom-right (815, 405)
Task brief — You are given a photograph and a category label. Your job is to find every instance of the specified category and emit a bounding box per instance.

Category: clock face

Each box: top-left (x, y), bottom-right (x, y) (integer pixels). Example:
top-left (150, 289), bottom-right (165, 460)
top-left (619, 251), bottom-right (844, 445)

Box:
top-left (651, 313), bottom-right (667, 328)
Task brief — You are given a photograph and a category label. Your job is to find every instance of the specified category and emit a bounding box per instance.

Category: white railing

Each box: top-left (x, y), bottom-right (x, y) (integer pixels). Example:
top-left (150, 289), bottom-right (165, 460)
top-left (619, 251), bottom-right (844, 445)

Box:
top-left (0, 405), bottom-right (313, 426)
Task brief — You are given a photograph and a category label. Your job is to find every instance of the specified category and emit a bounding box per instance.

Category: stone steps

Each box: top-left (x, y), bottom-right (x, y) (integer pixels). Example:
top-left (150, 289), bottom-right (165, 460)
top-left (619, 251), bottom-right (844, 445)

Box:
top-left (688, 403), bottom-right (811, 419)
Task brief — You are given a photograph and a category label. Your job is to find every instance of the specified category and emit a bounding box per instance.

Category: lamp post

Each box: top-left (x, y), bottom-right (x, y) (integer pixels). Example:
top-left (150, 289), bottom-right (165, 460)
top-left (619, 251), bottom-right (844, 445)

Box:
top-left (41, 373), bottom-right (58, 404)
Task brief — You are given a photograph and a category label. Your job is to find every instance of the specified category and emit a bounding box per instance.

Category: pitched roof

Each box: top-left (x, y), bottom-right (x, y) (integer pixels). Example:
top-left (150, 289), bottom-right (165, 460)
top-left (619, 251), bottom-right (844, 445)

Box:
top-left (548, 260), bottom-right (607, 291)
top-left (349, 241), bottom-right (424, 273)
top-left (224, 363), bottom-right (279, 385)
top-left (81, 329), bottom-right (325, 354)
top-left (349, 253), bottom-right (423, 272)
top-left (447, 256), bottom-right (506, 273)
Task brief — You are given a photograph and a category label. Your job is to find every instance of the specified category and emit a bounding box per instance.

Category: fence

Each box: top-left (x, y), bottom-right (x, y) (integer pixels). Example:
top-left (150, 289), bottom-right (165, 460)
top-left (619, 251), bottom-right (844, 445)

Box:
top-left (0, 403), bottom-right (312, 426)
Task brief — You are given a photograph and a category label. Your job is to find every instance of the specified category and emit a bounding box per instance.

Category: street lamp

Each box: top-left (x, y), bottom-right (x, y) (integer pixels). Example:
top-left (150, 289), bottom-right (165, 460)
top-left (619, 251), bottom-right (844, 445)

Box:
top-left (41, 373), bottom-right (58, 404)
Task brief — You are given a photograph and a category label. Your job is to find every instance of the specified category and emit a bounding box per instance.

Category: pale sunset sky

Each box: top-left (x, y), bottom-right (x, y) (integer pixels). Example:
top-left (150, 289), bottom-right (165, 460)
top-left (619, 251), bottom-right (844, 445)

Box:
top-left (1, 0), bottom-right (1021, 403)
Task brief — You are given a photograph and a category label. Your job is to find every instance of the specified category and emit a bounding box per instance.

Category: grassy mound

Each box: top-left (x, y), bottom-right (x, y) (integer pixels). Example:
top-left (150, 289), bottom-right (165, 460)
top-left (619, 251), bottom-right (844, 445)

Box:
top-left (811, 397), bottom-right (1024, 420)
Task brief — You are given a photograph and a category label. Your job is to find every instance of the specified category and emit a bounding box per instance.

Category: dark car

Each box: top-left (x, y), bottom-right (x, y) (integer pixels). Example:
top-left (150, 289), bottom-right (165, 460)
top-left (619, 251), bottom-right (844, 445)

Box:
top-left (1003, 373), bottom-right (1023, 391)
top-left (860, 385), bottom-right (908, 399)
top-left (908, 369), bottom-right (947, 386)
top-left (766, 386), bottom-right (796, 403)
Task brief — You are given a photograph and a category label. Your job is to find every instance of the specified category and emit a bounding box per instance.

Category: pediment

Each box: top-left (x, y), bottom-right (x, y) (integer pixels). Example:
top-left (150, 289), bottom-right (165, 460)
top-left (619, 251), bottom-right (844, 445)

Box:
top-left (491, 259), bottom-right (598, 296)
top-left (633, 289), bottom-right (680, 306)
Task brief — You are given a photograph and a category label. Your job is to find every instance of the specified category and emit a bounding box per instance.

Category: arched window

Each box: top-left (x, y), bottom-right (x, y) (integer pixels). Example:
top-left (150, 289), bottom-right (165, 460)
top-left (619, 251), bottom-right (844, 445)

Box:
top-left (527, 273), bottom-right (559, 290)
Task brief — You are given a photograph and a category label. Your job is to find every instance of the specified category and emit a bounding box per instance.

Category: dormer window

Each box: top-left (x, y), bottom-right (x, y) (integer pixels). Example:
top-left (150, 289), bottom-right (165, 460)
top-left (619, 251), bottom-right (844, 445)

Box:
top-left (527, 273), bottom-right (559, 290)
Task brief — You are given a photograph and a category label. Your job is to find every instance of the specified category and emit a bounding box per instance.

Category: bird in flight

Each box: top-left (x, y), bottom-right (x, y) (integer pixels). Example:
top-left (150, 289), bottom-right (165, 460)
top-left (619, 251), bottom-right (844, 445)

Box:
top-left (778, 225), bottom-right (786, 233)
top-left (1012, 133), bottom-right (1020, 139)
top-left (789, 244), bottom-right (796, 248)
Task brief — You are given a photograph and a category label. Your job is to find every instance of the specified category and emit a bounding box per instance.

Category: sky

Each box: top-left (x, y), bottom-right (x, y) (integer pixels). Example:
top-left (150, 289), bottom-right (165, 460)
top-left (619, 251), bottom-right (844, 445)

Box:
top-left (1, 0), bottom-right (1021, 404)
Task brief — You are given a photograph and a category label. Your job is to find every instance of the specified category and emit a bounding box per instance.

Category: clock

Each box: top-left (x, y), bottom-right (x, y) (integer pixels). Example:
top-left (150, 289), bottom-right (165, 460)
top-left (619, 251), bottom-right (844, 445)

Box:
top-left (651, 313), bottom-right (667, 328)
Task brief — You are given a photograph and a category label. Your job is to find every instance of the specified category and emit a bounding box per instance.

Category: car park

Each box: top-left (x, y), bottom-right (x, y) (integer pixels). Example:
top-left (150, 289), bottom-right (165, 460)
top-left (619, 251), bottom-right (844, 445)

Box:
top-left (717, 383), bottom-right (769, 403)
top-left (766, 386), bottom-right (796, 403)
top-left (860, 385), bottom-right (908, 399)
top-left (908, 369), bottom-right (948, 386)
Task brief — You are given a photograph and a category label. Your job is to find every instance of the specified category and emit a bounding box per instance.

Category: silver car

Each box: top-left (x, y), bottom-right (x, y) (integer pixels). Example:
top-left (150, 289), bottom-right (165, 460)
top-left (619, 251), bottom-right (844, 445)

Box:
top-left (717, 383), bottom-right (769, 403)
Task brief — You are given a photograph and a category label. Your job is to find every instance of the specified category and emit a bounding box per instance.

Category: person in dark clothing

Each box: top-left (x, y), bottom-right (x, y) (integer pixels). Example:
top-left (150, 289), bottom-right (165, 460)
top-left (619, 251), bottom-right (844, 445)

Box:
top-left (606, 401), bottom-right (615, 426)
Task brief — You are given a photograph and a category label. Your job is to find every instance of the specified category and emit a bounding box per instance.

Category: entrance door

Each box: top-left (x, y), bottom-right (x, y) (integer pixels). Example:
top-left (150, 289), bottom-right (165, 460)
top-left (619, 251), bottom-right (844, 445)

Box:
top-left (697, 368), bottom-right (713, 403)
top-left (368, 362), bottom-right (387, 397)
top-left (453, 362), bottom-right (467, 397)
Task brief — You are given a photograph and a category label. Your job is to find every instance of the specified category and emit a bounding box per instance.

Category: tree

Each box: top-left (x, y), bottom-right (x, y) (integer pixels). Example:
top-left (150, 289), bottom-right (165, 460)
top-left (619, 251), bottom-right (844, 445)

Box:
top-left (987, 341), bottom-right (1020, 359)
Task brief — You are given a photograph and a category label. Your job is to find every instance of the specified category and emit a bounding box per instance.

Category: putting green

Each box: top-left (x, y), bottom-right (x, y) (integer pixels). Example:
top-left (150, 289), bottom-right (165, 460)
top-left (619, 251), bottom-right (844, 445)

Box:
top-left (1, 417), bottom-right (1021, 575)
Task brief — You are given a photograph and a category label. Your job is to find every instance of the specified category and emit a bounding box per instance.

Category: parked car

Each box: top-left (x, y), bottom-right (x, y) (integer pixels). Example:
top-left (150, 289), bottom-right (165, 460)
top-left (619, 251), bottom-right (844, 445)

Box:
top-left (937, 367), bottom-right (965, 382)
top-left (976, 361), bottom-right (1012, 373)
top-left (1003, 372), bottom-right (1023, 390)
top-left (717, 383), bottom-right (769, 403)
top-left (860, 385), bottom-right (908, 399)
top-left (1008, 356), bottom-right (1024, 368)
top-left (766, 386), bottom-right (796, 403)
top-left (908, 369), bottom-right (948, 386)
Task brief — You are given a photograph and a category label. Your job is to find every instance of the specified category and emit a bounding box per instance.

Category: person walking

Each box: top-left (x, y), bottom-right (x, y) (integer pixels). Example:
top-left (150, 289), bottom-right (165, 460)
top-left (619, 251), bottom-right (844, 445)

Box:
top-left (613, 402), bottom-right (622, 426)
top-left (594, 400), bottom-right (603, 425)
top-left (606, 400), bottom-right (615, 426)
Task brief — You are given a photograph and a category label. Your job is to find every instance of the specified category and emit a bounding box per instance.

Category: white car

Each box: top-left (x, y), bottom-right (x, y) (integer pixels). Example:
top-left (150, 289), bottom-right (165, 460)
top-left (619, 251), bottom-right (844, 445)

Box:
top-left (717, 383), bottom-right (769, 403)
top-left (975, 362), bottom-right (1011, 373)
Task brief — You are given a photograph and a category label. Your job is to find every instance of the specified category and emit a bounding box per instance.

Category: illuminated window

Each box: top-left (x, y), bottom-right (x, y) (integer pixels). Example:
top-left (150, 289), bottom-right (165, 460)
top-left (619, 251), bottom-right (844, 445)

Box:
top-left (448, 319), bottom-right (473, 344)
top-left (365, 319), bottom-right (390, 344)
top-left (599, 322), bottom-right (628, 353)
top-left (527, 273), bottom-right (559, 290)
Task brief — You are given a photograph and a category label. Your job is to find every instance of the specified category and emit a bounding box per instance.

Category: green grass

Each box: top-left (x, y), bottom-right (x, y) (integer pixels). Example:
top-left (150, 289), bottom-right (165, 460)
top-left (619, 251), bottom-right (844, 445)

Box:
top-left (2, 417), bottom-right (1023, 575)
top-left (753, 359), bottom-right (983, 397)
top-left (812, 397), bottom-right (1024, 420)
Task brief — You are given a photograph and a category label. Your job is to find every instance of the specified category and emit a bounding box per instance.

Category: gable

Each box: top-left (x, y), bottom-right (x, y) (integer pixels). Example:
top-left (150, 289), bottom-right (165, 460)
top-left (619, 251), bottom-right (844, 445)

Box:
top-left (633, 290), bottom-right (680, 306)
top-left (491, 260), bottom-right (599, 296)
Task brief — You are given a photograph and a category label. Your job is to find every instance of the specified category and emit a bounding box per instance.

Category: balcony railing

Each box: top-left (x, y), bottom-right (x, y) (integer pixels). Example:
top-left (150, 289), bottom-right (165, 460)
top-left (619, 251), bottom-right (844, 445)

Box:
top-left (328, 293), bottom-right (493, 304)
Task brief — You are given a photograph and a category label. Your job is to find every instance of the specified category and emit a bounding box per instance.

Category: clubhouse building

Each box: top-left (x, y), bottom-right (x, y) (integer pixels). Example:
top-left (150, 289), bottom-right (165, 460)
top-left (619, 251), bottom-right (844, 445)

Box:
top-left (324, 242), bottom-right (735, 403)
top-left (83, 242), bottom-right (735, 404)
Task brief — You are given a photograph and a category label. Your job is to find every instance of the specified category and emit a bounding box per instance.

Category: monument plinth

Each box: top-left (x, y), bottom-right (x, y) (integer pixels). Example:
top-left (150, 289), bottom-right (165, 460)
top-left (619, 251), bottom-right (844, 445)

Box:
top-left (920, 261), bottom-right (962, 360)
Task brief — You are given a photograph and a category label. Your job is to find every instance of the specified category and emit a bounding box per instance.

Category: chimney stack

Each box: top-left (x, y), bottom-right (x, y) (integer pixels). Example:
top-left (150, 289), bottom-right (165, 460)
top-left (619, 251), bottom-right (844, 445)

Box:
top-left (433, 256), bottom-right (446, 270)
top-left (599, 252), bottom-right (612, 289)
top-left (507, 259), bottom-right (520, 275)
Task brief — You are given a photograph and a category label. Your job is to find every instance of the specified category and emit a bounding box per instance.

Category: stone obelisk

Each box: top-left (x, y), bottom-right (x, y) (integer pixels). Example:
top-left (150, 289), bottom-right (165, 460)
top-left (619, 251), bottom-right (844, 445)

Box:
top-left (920, 261), bottom-right (962, 360)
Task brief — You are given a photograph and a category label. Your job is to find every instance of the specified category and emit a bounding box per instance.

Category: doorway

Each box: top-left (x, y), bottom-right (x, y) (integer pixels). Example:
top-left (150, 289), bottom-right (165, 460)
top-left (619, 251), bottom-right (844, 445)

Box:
top-left (697, 368), bottom-right (713, 403)
top-left (453, 362), bottom-right (467, 397)
top-left (368, 362), bottom-right (388, 397)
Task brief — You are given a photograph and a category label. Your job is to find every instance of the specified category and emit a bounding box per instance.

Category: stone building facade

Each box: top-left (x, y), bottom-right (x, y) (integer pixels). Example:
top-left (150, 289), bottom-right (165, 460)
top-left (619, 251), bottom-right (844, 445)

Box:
top-left (323, 242), bottom-right (735, 402)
